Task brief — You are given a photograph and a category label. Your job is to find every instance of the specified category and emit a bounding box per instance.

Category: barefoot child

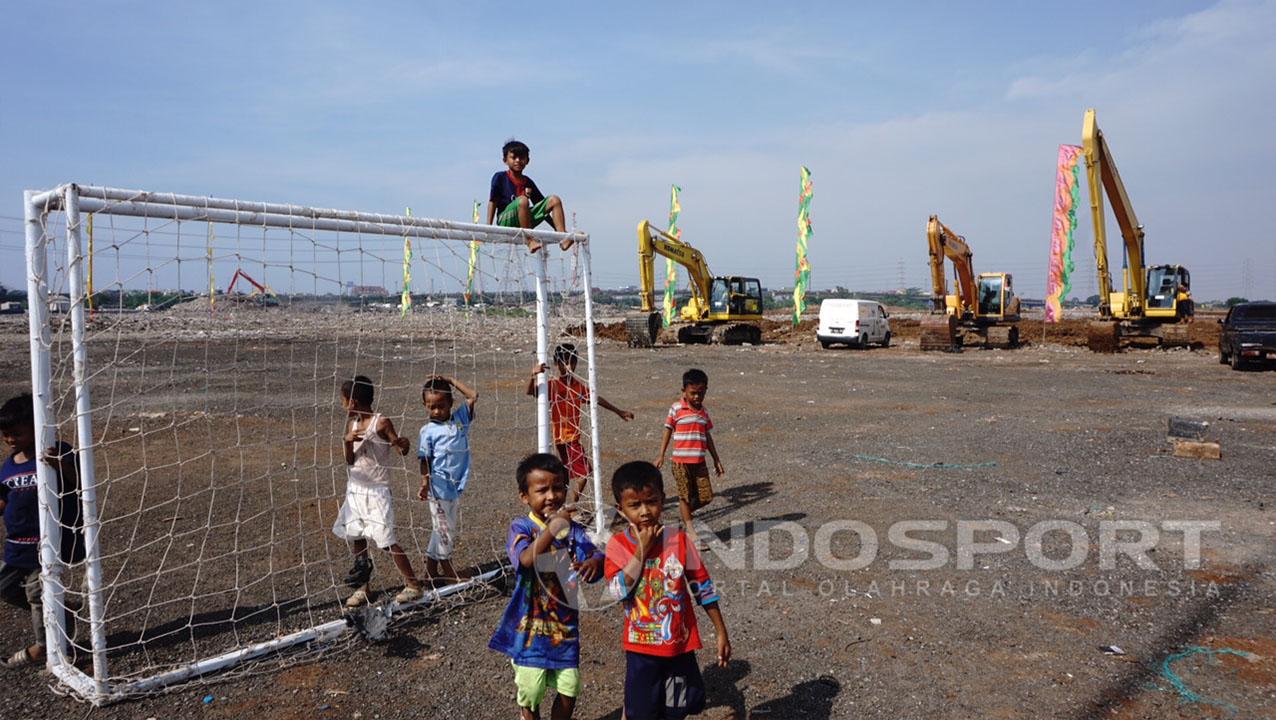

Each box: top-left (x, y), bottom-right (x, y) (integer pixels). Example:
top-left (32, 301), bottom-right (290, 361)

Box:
top-left (333, 376), bottom-right (422, 608)
top-left (417, 375), bottom-right (478, 584)
top-left (526, 343), bottom-right (634, 503)
top-left (489, 453), bottom-right (604, 720)
top-left (488, 139), bottom-right (574, 253)
top-left (653, 369), bottom-right (724, 549)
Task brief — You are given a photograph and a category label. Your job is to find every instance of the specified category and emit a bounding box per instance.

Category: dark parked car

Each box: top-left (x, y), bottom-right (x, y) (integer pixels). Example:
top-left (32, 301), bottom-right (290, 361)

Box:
top-left (1219, 302), bottom-right (1276, 370)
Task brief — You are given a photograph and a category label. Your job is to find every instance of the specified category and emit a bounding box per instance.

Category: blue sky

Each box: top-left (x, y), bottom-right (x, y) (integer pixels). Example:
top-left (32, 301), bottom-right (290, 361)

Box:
top-left (2, 0), bottom-right (1273, 300)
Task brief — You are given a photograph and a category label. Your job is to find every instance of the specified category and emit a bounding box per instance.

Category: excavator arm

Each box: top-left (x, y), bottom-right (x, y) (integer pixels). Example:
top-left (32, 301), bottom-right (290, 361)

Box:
top-left (1082, 108), bottom-right (1146, 317)
top-left (926, 215), bottom-right (977, 317)
top-left (637, 220), bottom-right (714, 320)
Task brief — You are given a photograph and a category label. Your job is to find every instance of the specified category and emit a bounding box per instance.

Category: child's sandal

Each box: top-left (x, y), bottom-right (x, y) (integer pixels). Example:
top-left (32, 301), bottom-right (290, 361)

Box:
top-left (3, 647), bottom-right (40, 668)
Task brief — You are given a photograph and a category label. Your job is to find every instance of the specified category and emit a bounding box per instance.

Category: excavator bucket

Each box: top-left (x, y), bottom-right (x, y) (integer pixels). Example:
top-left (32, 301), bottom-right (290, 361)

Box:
top-left (624, 312), bottom-right (661, 348)
top-left (1087, 321), bottom-right (1120, 353)
top-left (920, 314), bottom-right (959, 352)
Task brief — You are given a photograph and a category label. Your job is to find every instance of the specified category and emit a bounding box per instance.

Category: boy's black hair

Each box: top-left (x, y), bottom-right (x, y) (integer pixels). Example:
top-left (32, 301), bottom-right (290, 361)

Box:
top-left (682, 368), bottom-right (709, 388)
top-left (611, 460), bottom-right (664, 502)
top-left (340, 375), bottom-right (375, 406)
top-left (0, 393), bottom-right (34, 433)
top-left (516, 452), bottom-right (568, 494)
top-left (422, 377), bottom-right (454, 399)
top-left (503, 139), bottom-right (530, 159)
top-left (553, 343), bottom-right (578, 366)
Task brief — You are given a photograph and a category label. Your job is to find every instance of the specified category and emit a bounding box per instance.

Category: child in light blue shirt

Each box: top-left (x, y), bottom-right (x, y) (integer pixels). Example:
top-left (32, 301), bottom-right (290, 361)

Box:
top-left (417, 375), bottom-right (478, 584)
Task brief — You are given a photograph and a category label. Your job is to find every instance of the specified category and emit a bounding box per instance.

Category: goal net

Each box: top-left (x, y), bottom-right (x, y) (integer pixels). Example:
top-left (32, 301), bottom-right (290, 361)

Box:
top-left (20, 184), bottom-right (607, 703)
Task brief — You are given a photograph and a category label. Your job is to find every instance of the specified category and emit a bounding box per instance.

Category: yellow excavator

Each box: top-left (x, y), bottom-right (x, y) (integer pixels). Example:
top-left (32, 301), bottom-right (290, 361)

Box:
top-left (1081, 109), bottom-right (1192, 352)
top-left (624, 220), bottom-right (764, 347)
top-left (919, 215), bottom-right (1021, 351)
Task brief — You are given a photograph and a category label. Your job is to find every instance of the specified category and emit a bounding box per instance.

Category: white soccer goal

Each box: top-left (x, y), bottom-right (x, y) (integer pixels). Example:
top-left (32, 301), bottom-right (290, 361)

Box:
top-left (21, 184), bottom-right (608, 703)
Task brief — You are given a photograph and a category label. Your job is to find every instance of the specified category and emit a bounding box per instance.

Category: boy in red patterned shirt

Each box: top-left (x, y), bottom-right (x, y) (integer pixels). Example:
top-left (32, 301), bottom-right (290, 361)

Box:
top-left (527, 343), bottom-right (634, 502)
top-left (604, 461), bottom-right (731, 720)
top-left (654, 368), bottom-right (723, 550)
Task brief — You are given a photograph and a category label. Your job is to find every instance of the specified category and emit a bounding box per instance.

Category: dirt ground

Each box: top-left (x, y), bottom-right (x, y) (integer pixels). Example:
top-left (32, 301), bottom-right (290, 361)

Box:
top-left (0, 311), bottom-right (1273, 720)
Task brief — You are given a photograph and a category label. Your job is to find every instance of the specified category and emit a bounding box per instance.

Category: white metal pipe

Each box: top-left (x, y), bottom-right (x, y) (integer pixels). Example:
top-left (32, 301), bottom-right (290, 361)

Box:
top-left (62, 186), bottom-right (110, 695)
top-left (50, 662), bottom-right (100, 704)
top-left (578, 242), bottom-right (607, 537)
top-left (29, 185), bottom-right (66, 208)
top-left (24, 191), bottom-right (69, 673)
top-left (117, 619), bottom-right (349, 697)
top-left (50, 189), bottom-right (588, 247)
top-left (115, 566), bottom-right (506, 699)
top-left (533, 250), bottom-right (551, 452)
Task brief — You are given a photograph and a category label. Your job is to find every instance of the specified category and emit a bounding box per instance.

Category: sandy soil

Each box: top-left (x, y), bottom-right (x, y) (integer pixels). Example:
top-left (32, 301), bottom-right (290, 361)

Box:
top-left (0, 311), bottom-right (1272, 720)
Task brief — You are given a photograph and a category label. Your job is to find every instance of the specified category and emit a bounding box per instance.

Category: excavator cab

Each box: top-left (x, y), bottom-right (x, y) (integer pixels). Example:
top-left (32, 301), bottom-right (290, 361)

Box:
top-left (710, 276), bottom-right (764, 319)
top-left (975, 273), bottom-right (1020, 322)
top-left (1145, 264), bottom-right (1189, 319)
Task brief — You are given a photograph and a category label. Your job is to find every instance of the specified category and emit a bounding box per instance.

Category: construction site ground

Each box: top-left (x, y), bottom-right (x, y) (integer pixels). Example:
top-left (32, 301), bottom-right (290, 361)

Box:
top-left (0, 310), bottom-right (1272, 719)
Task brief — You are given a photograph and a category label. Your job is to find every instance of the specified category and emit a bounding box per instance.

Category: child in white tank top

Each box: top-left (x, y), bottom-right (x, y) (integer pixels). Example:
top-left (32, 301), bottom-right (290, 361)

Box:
top-left (332, 376), bottom-right (424, 608)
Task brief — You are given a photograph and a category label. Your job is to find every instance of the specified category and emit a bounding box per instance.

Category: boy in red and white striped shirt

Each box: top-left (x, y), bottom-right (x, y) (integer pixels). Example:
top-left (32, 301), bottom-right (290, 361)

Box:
top-left (654, 369), bottom-right (724, 550)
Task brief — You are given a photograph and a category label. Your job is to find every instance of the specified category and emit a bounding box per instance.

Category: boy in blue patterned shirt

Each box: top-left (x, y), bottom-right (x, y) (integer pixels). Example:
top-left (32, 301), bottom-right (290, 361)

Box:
top-left (489, 453), bottom-right (603, 720)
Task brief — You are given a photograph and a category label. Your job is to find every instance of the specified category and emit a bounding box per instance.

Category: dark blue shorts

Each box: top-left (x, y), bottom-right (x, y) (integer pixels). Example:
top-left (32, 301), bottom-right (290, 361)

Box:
top-left (624, 650), bottom-right (706, 720)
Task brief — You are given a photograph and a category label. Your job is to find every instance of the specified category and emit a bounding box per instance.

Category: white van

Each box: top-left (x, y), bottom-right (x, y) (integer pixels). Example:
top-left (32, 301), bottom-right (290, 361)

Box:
top-left (816, 299), bottom-right (891, 348)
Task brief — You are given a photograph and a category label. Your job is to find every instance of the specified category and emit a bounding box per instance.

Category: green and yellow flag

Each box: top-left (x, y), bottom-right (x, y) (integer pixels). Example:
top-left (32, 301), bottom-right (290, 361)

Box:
top-left (662, 184), bottom-right (682, 327)
top-left (466, 201), bottom-right (480, 305)
top-left (207, 222), bottom-right (216, 315)
top-left (400, 207), bottom-right (413, 317)
top-left (793, 167), bottom-right (813, 326)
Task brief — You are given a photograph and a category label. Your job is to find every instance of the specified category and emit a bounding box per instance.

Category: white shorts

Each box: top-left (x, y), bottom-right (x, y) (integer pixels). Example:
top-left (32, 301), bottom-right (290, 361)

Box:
top-left (426, 496), bottom-right (461, 561)
top-left (333, 483), bottom-right (397, 550)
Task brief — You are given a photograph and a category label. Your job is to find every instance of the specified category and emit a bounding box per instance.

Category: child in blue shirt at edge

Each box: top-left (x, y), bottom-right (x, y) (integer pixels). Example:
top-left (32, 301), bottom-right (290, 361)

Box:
top-left (489, 453), bottom-right (604, 720)
top-left (488, 139), bottom-right (574, 255)
top-left (0, 393), bottom-right (84, 669)
top-left (417, 375), bottom-right (478, 586)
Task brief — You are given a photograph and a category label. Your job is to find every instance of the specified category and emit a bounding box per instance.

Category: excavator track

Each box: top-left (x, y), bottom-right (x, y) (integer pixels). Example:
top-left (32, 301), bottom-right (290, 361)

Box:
top-left (712, 323), bottom-right (763, 345)
top-left (1158, 323), bottom-right (1191, 348)
top-left (984, 325), bottom-right (1019, 349)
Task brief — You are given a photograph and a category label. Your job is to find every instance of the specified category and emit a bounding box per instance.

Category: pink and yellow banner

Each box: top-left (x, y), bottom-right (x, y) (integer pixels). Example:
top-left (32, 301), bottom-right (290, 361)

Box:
top-left (1045, 145), bottom-right (1082, 323)
top-left (793, 167), bottom-right (813, 326)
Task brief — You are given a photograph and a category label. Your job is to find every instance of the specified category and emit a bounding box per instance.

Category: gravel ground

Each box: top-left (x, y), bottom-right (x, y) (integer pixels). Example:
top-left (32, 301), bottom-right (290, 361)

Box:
top-left (0, 313), bottom-right (1272, 719)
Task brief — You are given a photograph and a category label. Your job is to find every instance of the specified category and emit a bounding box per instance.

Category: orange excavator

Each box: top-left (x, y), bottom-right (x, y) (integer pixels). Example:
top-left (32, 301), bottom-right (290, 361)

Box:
top-left (225, 269), bottom-right (278, 304)
top-left (919, 215), bottom-right (1020, 351)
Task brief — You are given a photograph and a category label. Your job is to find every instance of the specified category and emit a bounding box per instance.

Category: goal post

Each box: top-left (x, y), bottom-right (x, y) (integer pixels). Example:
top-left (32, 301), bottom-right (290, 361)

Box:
top-left (22, 183), bottom-right (607, 704)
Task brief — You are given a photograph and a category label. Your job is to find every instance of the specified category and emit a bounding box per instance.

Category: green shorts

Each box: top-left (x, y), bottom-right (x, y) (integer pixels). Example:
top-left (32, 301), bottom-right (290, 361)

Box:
top-left (513, 661), bottom-right (580, 709)
top-left (497, 197), bottom-right (552, 228)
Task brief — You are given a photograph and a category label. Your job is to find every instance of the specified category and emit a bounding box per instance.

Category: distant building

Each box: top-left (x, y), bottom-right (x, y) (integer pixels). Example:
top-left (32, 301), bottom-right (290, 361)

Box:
top-left (349, 285), bottom-right (389, 297)
top-left (48, 295), bottom-right (72, 314)
top-left (0, 301), bottom-right (24, 314)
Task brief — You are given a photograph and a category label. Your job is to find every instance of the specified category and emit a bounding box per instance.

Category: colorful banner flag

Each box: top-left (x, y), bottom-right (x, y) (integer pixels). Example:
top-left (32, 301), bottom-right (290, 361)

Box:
top-left (466, 201), bottom-right (480, 305)
top-left (793, 167), bottom-right (813, 326)
top-left (661, 185), bottom-right (682, 327)
top-left (86, 213), bottom-right (95, 318)
top-left (1045, 145), bottom-right (1083, 323)
top-left (400, 207), bottom-right (413, 317)
top-left (207, 222), bottom-right (216, 315)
